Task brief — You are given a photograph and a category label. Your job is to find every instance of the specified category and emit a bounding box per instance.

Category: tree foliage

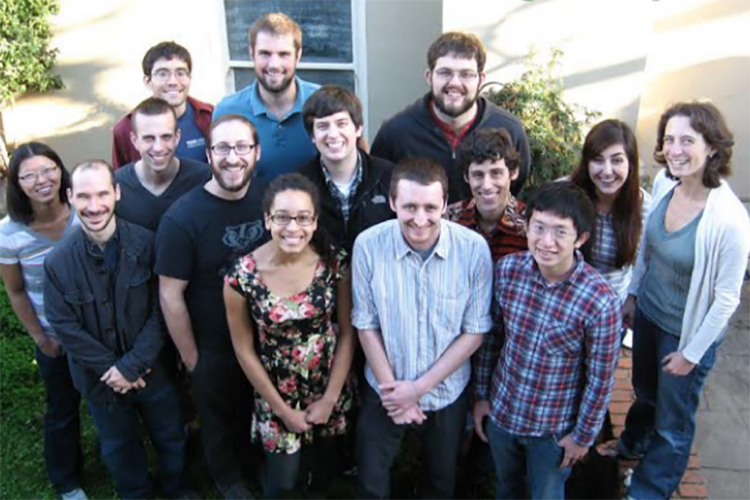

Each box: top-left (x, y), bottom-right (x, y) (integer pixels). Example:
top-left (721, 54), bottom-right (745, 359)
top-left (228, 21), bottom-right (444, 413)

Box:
top-left (0, 0), bottom-right (63, 107)
top-left (484, 49), bottom-right (599, 195)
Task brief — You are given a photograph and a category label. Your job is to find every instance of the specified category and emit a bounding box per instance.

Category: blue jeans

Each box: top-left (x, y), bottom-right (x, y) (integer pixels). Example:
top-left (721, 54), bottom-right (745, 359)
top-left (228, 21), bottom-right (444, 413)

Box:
top-left (36, 348), bottom-right (84, 494)
top-left (486, 421), bottom-right (572, 500)
top-left (87, 382), bottom-right (187, 499)
top-left (625, 309), bottom-right (717, 499)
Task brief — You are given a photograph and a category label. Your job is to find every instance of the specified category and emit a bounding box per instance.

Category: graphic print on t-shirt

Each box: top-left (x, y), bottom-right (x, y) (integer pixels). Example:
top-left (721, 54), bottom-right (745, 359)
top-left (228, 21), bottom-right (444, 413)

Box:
top-left (223, 220), bottom-right (265, 251)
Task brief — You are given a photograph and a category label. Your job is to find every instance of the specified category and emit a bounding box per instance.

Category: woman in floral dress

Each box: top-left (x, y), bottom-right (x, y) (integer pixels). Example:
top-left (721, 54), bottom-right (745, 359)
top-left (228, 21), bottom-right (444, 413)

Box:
top-left (224, 173), bottom-right (356, 497)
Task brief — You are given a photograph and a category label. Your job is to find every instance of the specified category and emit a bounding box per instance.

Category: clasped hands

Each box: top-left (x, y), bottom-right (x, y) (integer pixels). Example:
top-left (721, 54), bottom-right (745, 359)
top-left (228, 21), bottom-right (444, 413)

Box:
top-left (100, 366), bottom-right (150, 394)
top-left (380, 380), bottom-right (426, 426)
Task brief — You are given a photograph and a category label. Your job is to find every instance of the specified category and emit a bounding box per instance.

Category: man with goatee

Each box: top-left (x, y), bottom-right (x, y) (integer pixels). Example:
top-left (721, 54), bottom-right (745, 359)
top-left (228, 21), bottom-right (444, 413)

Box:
top-left (214, 13), bottom-right (319, 184)
top-left (156, 115), bottom-right (267, 499)
top-left (371, 32), bottom-right (531, 204)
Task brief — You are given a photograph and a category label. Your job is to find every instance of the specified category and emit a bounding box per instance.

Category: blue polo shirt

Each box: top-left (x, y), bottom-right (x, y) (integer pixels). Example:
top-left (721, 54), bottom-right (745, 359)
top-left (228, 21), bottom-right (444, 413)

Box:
top-left (213, 77), bottom-right (320, 183)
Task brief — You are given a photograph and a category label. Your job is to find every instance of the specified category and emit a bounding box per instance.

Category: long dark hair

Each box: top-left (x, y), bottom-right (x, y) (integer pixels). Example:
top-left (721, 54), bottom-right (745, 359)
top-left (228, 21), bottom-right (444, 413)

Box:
top-left (262, 173), bottom-right (334, 263)
top-left (7, 142), bottom-right (71, 224)
top-left (570, 120), bottom-right (642, 267)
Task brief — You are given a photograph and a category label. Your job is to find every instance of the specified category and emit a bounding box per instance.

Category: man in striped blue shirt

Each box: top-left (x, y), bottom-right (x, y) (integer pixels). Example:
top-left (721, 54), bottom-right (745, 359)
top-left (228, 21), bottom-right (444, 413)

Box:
top-left (352, 157), bottom-right (493, 499)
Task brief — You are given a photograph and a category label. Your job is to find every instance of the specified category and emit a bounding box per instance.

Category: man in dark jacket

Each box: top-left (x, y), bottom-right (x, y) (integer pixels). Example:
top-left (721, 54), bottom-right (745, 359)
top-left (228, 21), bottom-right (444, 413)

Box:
top-left (371, 32), bottom-right (531, 203)
top-left (299, 85), bottom-right (394, 255)
top-left (44, 160), bottom-right (190, 500)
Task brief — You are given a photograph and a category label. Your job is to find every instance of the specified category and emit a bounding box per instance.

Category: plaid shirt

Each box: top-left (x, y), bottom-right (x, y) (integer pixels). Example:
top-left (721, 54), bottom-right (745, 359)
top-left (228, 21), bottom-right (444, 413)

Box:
top-left (321, 152), bottom-right (363, 225)
top-left (475, 251), bottom-right (621, 447)
top-left (446, 196), bottom-right (528, 263)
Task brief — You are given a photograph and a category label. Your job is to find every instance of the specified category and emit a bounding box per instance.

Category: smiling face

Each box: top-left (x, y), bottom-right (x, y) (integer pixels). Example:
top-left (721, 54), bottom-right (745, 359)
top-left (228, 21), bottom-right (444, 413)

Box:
top-left (17, 155), bottom-right (62, 206)
top-left (527, 210), bottom-right (589, 282)
top-left (69, 165), bottom-right (120, 236)
top-left (588, 143), bottom-right (629, 199)
top-left (144, 57), bottom-right (191, 110)
top-left (208, 119), bottom-right (260, 194)
top-left (426, 54), bottom-right (485, 119)
top-left (265, 189), bottom-right (317, 254)
top-left (252, 32), bottom-right (300, 94)
top-left (663, 115), bottom-right (715, 182)
top-left (390, 179), bottom-right (447, 250)
top-left (130, 111), bottom-right (180, 173)
top-left (311, 111), bottom-right (362, 166)
top-left (466, 158), bottom-right (518, 217)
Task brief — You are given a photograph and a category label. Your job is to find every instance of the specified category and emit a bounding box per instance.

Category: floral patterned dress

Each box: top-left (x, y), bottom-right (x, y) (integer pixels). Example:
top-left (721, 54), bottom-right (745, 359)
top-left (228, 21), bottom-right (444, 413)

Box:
top-left (224, 249), bottom-right (355, 454)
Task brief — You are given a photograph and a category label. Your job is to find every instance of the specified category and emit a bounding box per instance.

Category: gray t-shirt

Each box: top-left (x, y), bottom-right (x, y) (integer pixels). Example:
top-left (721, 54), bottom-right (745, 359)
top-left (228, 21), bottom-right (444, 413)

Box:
top-left (0, 212), bottom-right (79, 337)
top-left (638, 191), bottom-right (703, 336)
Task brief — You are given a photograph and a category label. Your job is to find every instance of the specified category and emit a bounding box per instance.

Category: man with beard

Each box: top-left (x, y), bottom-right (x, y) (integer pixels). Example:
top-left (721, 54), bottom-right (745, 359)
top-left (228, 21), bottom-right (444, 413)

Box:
top-left (115, 97), bottom-right (210, 231)
top-left (156, 115), bottom-right (267, 499)
top-left (112, 41), bottom-right (214, 168)
top-left (44, 160), bottom-right (193, 499)
top-left (371, 32), bottom-right (531, 204)
top-left (214, 13), bottom-right (319, 184)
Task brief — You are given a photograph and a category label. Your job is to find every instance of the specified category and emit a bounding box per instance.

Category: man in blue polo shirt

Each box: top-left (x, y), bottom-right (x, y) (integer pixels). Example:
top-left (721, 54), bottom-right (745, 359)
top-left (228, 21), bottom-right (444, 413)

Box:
top-left (213, 13), bottom-right (319, 183)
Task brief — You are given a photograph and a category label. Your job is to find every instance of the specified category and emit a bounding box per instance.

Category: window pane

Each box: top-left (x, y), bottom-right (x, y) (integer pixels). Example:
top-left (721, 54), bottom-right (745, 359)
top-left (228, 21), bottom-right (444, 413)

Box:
top-left (225, 0), bottom-right (353, 63)
top-left (233, 68), bottom-right (355, 92)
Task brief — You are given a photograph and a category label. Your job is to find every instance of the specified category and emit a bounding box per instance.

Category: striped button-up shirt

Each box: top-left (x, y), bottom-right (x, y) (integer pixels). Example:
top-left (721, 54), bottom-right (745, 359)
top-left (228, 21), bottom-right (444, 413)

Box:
top-left (475, 251), bottom-right (620, 447)
top-left (352, 219), bottom-right (493, 411)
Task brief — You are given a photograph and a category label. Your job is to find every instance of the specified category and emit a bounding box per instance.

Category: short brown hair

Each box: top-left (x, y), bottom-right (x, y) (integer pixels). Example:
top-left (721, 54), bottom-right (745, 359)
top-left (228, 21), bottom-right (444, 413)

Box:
top-left (654, 101), bottom-right (734, 188)
top-left (142, 41), bottom-right (192, 76)
top-left (427, 32), bottom-right (486, 72)
top-left (389, 157), bottom-right (449, 202)
top-left (208, 114), bottom-right (259, 148)
top-left (457, 128), bottom-right (519, 178)
top-left (131, 97), bottom-right (177, 133)
top-left (71, 160), bottom-right (116, 188)
top-left (248, 13), bottom-right (302, 55)
top-left (302, 85), bottom-right (363, 136)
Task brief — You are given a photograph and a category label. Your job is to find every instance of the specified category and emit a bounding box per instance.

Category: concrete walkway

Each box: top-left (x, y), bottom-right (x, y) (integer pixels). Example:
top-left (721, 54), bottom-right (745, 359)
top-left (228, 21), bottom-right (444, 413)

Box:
top-left (694, 281), bottom-right (750, 499)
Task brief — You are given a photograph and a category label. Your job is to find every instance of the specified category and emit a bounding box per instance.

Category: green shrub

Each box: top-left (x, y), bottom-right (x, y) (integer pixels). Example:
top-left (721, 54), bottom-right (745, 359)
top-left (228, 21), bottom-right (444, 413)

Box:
top-left (0, 0), bottom-right (64, 106)
top-left (483, 49), bottom-right (599, 196)
top-left (1, 278), bottom-right (26, 338)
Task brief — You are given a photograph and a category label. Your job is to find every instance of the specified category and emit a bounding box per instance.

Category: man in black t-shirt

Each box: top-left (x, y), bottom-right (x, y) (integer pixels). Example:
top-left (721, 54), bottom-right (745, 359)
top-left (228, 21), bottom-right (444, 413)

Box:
top-left (156, 114), bottom-right (266, 499)
top-left (115, 97), bottom-right (210, 232)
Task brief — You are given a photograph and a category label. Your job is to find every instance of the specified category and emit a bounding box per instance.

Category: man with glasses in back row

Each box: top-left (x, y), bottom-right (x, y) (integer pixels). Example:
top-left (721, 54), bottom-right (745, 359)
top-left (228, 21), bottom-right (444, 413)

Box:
top-left (371, 32), bottom-right (531, 204)
top-left (156, 115), bottom-right (267, 499)
top-left (112, 41), bottom-right (214, 169)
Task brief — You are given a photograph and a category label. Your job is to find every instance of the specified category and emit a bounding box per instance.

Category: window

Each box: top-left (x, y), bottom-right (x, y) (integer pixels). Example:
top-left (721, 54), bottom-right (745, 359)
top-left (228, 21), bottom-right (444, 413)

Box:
top-left (222, 0), bottom-right (367, 114)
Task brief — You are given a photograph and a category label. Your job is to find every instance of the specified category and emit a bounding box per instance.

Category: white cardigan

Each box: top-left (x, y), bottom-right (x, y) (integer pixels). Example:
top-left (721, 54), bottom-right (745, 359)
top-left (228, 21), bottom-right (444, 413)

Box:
top-left (629, 169), bottom-right (750, 364)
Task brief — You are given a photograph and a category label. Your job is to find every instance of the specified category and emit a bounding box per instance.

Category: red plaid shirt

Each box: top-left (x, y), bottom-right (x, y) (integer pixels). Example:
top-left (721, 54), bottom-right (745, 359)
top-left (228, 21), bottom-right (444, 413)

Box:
top-left (446, 197), bottom-right (528, 263)
top-left (475, 251), bottom-right (621, 447)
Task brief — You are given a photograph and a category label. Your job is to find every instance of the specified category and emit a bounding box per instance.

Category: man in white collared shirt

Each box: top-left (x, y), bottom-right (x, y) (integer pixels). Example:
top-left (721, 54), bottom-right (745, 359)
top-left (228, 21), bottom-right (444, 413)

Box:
top-left (351, 157), bottom-right (493, 499)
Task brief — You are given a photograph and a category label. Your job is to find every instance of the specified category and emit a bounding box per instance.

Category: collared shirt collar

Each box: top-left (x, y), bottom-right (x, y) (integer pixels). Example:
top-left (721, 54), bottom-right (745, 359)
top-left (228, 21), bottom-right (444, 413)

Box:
top-left (393, 219), bottom-right (451, 260)
top-left (249, 76), bottom-right (307, 120)
top-left (320, 151), bottom-right (363, 194)
top-left (459, 196), bottom-right (524, 234)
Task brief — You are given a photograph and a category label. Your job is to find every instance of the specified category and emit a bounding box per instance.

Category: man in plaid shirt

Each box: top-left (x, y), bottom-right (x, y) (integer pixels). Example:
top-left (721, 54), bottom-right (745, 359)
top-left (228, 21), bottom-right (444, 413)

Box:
top-left (474, 181), bottom-right (621, 499)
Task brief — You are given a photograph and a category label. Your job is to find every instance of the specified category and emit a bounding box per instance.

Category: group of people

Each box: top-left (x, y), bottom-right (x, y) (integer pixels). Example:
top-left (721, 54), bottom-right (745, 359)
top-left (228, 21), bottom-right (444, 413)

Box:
top-left (1, 11), bottom-right (748, 500)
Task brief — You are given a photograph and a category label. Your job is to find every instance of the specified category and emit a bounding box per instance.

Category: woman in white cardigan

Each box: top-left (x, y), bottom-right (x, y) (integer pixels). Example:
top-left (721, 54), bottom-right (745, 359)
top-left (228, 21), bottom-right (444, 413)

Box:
top-left (617, 102), bottom-right (750, 500)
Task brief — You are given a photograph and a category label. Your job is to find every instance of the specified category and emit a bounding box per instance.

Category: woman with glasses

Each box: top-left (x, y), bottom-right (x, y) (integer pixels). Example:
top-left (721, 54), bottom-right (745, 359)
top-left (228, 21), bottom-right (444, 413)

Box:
top-left (617, 102), bottom-right (750, 499)
top-left (0, 142), bottom-right (86, 500)
top-left (224, 173), bottom-right (356, 497)
top-left (570, 119), bottom-right (652, 307)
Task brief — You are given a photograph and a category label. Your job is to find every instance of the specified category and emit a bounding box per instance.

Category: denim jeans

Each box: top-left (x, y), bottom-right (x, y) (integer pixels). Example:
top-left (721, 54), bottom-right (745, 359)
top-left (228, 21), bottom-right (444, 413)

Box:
top-left (624, 309), bottom-right (717, 499)
top-left (36, 348), bottom-right (84, 494)
top-left (87, 382), bottom-right (187, 499)
top-left (486, 421), bottom-right (572, 500)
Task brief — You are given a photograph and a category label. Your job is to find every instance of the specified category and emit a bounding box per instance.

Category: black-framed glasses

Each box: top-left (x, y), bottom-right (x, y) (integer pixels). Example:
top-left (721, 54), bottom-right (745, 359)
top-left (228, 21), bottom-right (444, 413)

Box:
top-left (210, 143), bottom-right (257, 156)
top-left (269, 213), bottom-right (317, 227)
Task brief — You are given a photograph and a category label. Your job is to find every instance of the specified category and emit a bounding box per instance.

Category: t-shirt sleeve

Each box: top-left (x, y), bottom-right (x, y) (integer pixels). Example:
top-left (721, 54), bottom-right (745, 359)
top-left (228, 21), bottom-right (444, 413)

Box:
top-left (0, 227), bottom-right (19, 264)
top-left (332, 247), bottom-right (349, 281)
top-left (154, 215), bottom-right (194, 280)
top-left (224, 254), bottom-right (253, 297)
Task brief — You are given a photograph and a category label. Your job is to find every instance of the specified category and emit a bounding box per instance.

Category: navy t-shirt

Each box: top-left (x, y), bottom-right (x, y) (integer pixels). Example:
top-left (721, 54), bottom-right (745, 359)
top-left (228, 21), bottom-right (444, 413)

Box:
top-left (115, 158), bottom-right (211, 231)
top-left (176, 103), bottom-right (209, 163)
top-left (155, 181), bottom-right (268, 352)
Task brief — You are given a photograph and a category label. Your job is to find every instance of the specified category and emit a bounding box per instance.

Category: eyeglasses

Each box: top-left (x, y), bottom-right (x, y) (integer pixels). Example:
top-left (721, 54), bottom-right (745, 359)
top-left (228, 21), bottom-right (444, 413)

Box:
top-left (210, 143), bottom-right (257, 156)
top-left (18, 166), bottom-right (59, 185)
top-left (529, 223), bottom-right (575, 241)
top-left (151, 69), bottom-right (191, 81)
top-left (269, 213), bottom-right (316, 227)
top-left (434, 68), bottom-right (479, 81)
